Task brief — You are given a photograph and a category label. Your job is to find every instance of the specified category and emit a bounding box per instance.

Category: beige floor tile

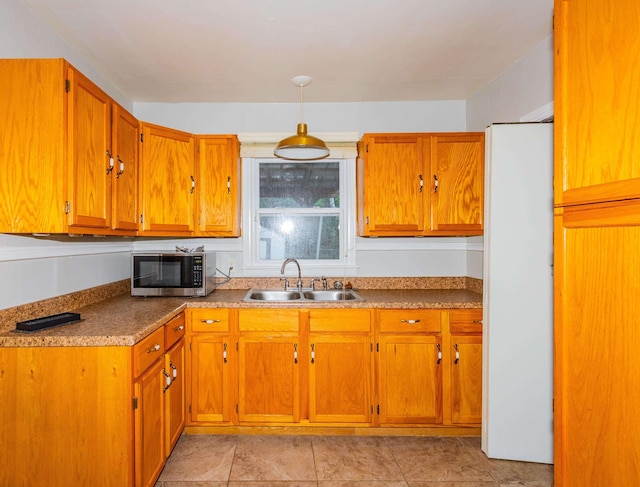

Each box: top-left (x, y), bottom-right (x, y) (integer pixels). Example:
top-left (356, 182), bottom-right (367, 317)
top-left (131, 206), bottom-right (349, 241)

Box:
top-left (385, 436), bottom-right (494, 482)
top-left (158, 434), bottom-right (236, 482)
top-left (229, 435), bottom-right (317, 481)
top-left (313, 436), bottom-right (404, 481)
top-left (318, 481), bottom-right (409, 486)
top-left (228, 482), bottom-right (318, 487)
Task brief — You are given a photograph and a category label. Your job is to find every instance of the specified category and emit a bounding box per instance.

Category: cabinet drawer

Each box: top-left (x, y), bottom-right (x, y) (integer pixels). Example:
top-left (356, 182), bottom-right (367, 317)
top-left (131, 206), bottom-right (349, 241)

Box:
top-left (378, 309), bottom-right (441, 333)
top-left (239, 309), bottom-right (299, 332)
top-left (133, 327), bottom-right (165, 378)
top-left (164, 313), bottom-right (186, 348)
top-left (309, 309), bottom-right (371, 333)
top-left (450, 309), bottom-right (483, 334)
top-left (190, 309), bottom-right (230, 333)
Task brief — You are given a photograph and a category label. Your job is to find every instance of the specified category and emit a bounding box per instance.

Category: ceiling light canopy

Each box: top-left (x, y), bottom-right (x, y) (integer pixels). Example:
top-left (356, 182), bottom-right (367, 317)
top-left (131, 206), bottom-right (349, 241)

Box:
top-left (274, 75), bottom-right (330, 161)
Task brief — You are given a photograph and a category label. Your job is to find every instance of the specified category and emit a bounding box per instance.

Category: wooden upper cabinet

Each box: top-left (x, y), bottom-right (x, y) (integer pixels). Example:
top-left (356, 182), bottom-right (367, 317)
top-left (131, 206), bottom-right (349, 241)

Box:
top-left (195, 135), bottom-right (241, 236)
top-left (67, 66), bottom-right (112, 230)
top-left (357, 132), bottom-right (484, 237)
top-left (111, 104), bottom-right (139, 231)
top-left (357, 134), bottom-right (426, 236)
top-left (555, 0), bottom-right (640, 207)
top-left (429, 133), bottom-right (484, 234)
top-left (139, 122), bottom-right (196, 235)
top-left (0, 59), bottom-right (68, 233)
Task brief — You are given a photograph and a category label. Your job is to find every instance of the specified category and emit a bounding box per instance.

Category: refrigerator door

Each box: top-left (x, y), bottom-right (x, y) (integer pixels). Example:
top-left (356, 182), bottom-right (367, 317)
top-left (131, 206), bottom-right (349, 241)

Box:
top-left (482, 123), bottom-right (554, 464)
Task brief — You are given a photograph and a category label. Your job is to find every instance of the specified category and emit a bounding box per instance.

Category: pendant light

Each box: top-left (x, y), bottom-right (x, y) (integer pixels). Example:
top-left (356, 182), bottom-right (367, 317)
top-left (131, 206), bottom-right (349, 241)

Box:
top-left (274, 75), bottom-right (330, 160)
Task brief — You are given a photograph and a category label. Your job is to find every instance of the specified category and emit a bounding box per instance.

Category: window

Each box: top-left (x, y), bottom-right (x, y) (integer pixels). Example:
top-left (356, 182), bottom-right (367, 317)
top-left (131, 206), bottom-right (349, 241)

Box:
top-left (243, 158), bottom-right (356, 274)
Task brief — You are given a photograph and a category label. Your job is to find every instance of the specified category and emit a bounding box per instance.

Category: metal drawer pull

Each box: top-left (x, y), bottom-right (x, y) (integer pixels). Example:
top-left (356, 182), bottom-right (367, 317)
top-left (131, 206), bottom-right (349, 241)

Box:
top-left (400, 319), bottom-right (421, 324)
top-left (201, 319), bottom-right (221, 324)
top-left (436, 343), bottom-right (442, 364)
top-left (147, 343), bottom-right (161, 353)
top-left (174, 325), bottom-right (184, 332)
top-left (473, 319), bottom-right (483, 324)
top-left (454, 344), bottom-right (460, 364)
top-left (163, 369), bottom-right (172, 392)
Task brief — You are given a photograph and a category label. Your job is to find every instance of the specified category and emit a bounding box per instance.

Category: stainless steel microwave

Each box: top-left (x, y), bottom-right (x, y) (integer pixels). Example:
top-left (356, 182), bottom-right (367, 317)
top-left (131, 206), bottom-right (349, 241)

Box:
top-left (131, 252), bottom-right (216, 297)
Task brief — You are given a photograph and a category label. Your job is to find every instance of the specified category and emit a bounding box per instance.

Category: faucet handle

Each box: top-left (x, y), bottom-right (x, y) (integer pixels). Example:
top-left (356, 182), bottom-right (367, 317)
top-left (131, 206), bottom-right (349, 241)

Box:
top-left (309, 278), bottom-right (317, 290)
top-left (321, 276), bottom-right (328, 290)
top-left (279, 277), bottom-right (290, 290)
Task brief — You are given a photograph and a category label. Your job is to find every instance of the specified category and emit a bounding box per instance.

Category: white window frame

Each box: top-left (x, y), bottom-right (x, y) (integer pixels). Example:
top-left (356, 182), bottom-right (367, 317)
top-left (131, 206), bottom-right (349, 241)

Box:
top-left (242, 157), bottom-right (357, 276)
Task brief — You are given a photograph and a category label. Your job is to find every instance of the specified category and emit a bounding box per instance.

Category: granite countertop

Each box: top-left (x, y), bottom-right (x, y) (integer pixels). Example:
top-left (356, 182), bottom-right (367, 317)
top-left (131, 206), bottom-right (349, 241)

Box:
top-left (0, 288), bottom-right (482, 348)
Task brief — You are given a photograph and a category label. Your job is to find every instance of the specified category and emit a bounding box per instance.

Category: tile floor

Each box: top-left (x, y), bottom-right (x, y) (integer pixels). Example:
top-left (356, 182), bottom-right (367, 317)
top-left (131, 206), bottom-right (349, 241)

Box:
top-left (155, 434), bottom-right (553, 486)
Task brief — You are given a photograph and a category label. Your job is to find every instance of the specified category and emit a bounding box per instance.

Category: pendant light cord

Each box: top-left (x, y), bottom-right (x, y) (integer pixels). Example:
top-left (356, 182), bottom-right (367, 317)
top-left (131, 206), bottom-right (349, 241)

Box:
top-left (299, 83), bottom-right (305, 123)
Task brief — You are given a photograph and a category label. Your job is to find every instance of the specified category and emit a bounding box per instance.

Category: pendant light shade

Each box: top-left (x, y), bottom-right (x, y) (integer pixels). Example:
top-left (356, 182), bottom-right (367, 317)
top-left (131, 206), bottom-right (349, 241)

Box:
top-left (274, 76), bottom-right (330, 160)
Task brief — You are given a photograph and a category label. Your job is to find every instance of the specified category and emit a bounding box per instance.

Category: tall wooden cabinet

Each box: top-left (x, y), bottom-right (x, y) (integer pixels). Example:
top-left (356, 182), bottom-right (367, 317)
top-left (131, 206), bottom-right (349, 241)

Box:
top-left (0, 58), bottom-right (139, 235)
top-left (357, 132), bottom-right (484, 237)
top-left (554, 0), bottom-right (640, 485)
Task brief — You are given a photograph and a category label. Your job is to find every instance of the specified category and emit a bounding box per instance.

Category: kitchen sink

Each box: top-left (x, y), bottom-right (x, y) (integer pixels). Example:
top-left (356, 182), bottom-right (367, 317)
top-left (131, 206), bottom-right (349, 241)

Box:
top-left (243, 289), bottom-right (363, 303)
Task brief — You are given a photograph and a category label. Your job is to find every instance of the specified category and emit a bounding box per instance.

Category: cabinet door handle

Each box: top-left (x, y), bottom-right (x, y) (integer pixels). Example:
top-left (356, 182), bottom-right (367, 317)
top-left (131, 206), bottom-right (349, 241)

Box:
top-left (454, 343), bottom-right (460, 364)
top-left (433, 174), bottom-right (439, 193)
top-left (436, 343), bottom-right (442, 364)
top-left (227, 176), bottom-right (231, 195)
top-left (190, 175), bottom-right (196, 193)
top-left (419, 174), bottom-right (424, 193)
top-left (116, 156), bottom-right (125, 178)
top-left (147, 343), bottom-right (161, 353)
top-left (170, 361), bottom-right (178, 378)
top-left (400, 319), bottom-right (421, 324)
top-left (311, 343), bottom-right (315, 364)
top-left (200, 319), bottom-right (221, 324)
top-left (473, 319), bottom-right (483, 324)
top-left (174, 325), bottom-right (184, 332)
top-left (294, 343), bottom-right (298, 364)
top-left (223, 342), bottom-right (227, 363)
top-left (163, 369), bottom-right (172, 392)
top-left (106, 150), bottom-right (114, 174)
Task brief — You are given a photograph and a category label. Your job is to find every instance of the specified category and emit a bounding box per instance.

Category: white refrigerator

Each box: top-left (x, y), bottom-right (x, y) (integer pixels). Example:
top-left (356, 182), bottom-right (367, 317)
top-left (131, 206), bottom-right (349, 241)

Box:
top-left (482, 122), bottom-right (554, 464)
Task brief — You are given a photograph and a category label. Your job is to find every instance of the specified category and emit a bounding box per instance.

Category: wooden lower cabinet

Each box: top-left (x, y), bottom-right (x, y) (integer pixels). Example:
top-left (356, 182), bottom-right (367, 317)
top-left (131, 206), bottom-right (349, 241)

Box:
top-left (378, 335), bottom-right (443, 424)
top-left (165, 337), bottom-right (186, 455)
top-left (308, 309), bottom-right (372, 423)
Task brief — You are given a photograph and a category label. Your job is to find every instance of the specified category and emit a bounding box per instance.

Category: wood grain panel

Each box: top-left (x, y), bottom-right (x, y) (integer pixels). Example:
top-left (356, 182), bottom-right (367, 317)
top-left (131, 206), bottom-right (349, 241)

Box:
top-left (165, 338), bottom-right (185, 455)
top-left (112, 103), bottom-right (139, 230)
top-left (450, 335), bottom-right (482, 424)
top-left (238, 309), bottom-right (299, 332)
top-left (309, 309), bottom-right (371, 332)
top-left (378, 309), bottom-right (441, 333)
top-left (0, 59), bottom-right (67, 233)
top-left (133, 327), bottom-right (165, 378)
top-left (195, 135), bottom-right (240, 236)
top-left (555, 0), bottom-right (640, 206)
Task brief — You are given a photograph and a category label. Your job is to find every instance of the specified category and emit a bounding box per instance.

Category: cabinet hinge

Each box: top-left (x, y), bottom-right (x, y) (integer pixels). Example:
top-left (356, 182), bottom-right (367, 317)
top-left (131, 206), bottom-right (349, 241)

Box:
top-left (65, 79), bottom-right (71, 93)
top-left (236, 404), bottom-right (239, 413)
top-left (64, 201), bottom-right (71, 214)
top-left (189, 404), bottom-right (192, 413)
top-left (376, 343), bottom-right (379, 352)
top-left (140, 133), bottom-right (144, 143)
top-left (189, 342), bottom-right (192, 351)
top-left (140, 214), bottom-right (144, 224)
top-left (377, 405), bottom-right (380, 415)
top-left (366, 216), bottom-right (369, 225)
top-left (370, 343), bottom-right (373, 352)
top-left (236, 342), bottom-right (239, 351)
top-left (366, 144), bottom-right (369, 153)
top-left (370, 405), bottom-right (373, 415)
top-left (132, 397), bottom-right (138, 410)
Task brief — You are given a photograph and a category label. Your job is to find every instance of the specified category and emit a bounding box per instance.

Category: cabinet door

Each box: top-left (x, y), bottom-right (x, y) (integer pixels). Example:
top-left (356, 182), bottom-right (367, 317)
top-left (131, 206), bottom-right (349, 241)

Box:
top-left (0, 59), bottom-right (67, 233)
top-left (195, 135), bottom-right (240, 236)
top-left (450, 335), bottom-right (482, 424)
top-left (139, 123), bottom-right (195, 234)
top-left (555, 0), bottom-right (640, 207)
top-left (554, 202), bottom-right (640, 486)
top-left (134, 358), bottom-right (165, 487)
top-left (429, 133), bottom-right (484, 235)
top-left (165, 338), bottom-right (185, 456)
top-left (111, 104), bottom-right (139, 231)
top-left (238, 336), bottom-right (300, 423)
top-left (189, 334), bottom-right (232, 423)
top-left (357, 134), bottom-right (426, 236)
top-left (67, 66), bottom-right (112, 230)
top-left (309, 335), bottom-right (371, 423)
top-left (378, 335), bottom-right (443, 424)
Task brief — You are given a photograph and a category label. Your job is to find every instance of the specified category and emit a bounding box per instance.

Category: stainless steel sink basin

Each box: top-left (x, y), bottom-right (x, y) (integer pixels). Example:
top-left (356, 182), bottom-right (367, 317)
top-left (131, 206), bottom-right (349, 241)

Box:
top-left (302, 290), bottom-right (363, 301)
top-left (243, 289), bottom-right (363, 303)
top-left (244, 290), bottom-right (301, 301)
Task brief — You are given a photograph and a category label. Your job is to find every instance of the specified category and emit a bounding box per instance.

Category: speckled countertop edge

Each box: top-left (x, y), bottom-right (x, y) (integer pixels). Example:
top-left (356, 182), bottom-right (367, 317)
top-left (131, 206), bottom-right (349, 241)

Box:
top-left (0, 278), bottom-right (482, 348)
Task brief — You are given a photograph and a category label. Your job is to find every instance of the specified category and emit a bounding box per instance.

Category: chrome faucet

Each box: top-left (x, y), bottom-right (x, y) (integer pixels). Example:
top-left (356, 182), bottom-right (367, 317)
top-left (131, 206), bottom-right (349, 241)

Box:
top-left (280, 258), bottom-right (303, 291)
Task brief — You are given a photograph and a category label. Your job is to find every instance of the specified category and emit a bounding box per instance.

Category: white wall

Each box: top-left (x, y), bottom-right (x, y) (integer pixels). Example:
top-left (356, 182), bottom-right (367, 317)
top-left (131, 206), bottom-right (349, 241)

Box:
top-left (466, 36), bottom-right (554, 131)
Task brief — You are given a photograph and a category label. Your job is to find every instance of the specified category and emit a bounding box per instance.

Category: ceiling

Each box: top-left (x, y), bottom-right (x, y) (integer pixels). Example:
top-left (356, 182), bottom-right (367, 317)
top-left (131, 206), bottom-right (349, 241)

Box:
top-left (21, 0), bottom-right (554, 104)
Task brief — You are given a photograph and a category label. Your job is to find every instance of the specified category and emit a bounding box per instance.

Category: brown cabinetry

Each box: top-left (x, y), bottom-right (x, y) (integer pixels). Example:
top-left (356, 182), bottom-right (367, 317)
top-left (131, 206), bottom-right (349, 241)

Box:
top-left (554, 0), bottom-right (640, 483)
top-left (139, 122), bottom-right (196, 235)
top-left (195, 135), bottom-right (241, 236)
top-left (0, 58), bottom-right (139, 235)
top-left (237, 309), bottom-right (300, 423)
top-left (164, 314), bottom-right (186, 454)
top-left (357, 132), bottom-right (484, 237)
top-left (308, 309), bottom-right (372, 424)
top-left (187, 309), bottom-right (233, 424)
top-left (377, 309), bottom-right (443, 424)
